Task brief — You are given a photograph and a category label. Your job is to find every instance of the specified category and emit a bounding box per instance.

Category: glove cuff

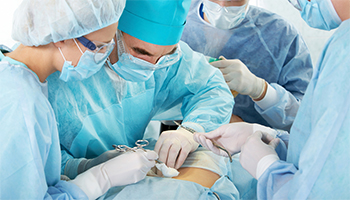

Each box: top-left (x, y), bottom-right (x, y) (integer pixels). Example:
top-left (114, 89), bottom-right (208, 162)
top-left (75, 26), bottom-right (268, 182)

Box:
top-left (69, 164), bottom-right (108, 200)
top-left (256, 154), bottom-right (279, 179)
top-left (250, 79), bottom-right (267, 100)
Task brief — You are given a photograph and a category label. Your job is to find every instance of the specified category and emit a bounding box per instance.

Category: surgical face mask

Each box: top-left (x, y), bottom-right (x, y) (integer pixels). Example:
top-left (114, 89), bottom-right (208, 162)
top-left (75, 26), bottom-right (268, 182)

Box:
top-left (288, 0), bottom-right (341, 30)
top-left (110, 31), bottom-right (182, 82)
top-left (202, 0), bottom-right (249, 29)
top-left (58, 39), bottom-right (108, 82)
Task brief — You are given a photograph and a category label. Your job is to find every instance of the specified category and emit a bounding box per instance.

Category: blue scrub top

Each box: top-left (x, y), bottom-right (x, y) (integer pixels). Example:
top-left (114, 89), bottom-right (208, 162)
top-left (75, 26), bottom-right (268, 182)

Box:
top-left (181, 0), bottom-right (313, 131)
top-left (0, 49), bottom-right (87, 199)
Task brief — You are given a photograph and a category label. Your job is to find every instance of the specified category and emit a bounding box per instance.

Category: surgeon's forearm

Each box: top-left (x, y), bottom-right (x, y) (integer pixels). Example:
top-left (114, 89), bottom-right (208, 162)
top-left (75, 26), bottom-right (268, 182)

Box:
top-left (64, 158), bottom-right (86, 179)
top-left (254, 83), bottom-right (301, 130)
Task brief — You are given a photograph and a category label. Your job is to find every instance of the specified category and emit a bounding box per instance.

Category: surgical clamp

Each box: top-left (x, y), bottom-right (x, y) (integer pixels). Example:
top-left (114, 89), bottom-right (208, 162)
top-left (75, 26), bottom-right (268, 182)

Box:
top-left (113, 140), bottom-right (165, 164)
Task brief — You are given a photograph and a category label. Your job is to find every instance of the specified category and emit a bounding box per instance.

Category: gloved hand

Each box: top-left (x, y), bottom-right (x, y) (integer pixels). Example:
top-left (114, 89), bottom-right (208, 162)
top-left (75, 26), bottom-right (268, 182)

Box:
top-left (240, 131), bottom-right (280, 179)
top-left (69, 149), bottom-right (158, 200)
top-left (193, 122), bottom-right (277, 157)
top-left (211, 57), bottom-right (266, 100)
top-left (78, 149), bottom-right (123, 175)
top-left (154, 128), bottom-right (199, 169)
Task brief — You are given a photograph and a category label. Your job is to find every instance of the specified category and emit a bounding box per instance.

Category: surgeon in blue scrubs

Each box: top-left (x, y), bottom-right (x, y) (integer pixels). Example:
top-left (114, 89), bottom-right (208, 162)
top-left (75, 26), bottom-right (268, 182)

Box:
top-left (47, 0), bottom-right (233, 179)
top-left (194, 0), bottom-right (350, 198)
top-left (0, 0), bottom-right (160, 199)
top-left (182, 0), bottom-right (313, 131)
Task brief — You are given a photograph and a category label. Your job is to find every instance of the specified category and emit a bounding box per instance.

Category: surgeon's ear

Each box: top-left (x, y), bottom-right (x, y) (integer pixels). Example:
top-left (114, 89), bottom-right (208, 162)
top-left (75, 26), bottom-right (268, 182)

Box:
top-left (53, 39), bottom-right (74, 48)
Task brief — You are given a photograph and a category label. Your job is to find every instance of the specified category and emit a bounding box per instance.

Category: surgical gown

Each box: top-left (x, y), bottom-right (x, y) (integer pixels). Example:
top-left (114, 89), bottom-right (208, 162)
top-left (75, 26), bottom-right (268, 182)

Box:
top-left (181, 1), bottom-right (313, 130)
top-left (258, 19), bottom-right (350, 199)
top-left (47, 41), bottom-right (234, 176)
top-left (0, 51), bottom-right (87, 199)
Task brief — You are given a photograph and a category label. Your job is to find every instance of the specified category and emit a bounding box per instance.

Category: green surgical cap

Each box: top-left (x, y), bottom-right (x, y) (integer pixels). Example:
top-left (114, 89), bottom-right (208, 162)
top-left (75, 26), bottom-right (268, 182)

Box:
top-left (118, 0), bottom-right (191, 46)
top-left (12, 0), bottom-right (126, 46)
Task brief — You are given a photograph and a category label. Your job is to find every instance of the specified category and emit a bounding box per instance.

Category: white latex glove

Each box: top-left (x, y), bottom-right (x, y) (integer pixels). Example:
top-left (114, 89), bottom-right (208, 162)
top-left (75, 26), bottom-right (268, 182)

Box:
top-left (69, 149), bottom-right (158, 200)
top-left (154, 128), bottom-right (199, 169)
top-left (193, 122), bottom-right (277, 157)
top-left (211, 57), bottom-right (266, 99)
top-left (78, 149), bottom-right (123, 174)
top-left (240, 131), bottom-right (280, 179)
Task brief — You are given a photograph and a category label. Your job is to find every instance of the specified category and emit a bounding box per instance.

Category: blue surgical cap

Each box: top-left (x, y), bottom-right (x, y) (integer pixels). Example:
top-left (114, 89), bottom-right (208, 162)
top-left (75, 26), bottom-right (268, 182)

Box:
top-left (118, 0), bottom-right (191, 46)
top-left (12, 0), bottom-right (126, 47)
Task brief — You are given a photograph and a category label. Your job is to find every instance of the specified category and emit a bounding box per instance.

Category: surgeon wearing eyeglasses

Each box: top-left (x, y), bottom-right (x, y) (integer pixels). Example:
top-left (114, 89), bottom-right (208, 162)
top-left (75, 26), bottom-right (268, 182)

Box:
top-left (194, 0), bottom-right (350, 198)
top-left (181, 0), bottom-right (313, 131)
top-left (47, 0), bottom-right (233, 181)
top-left (0, 0), bottom-right (160, 199)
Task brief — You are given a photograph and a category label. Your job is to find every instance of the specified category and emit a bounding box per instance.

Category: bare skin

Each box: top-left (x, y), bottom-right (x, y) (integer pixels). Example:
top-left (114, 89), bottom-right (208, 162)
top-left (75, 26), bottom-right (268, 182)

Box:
top-left (331, 0), bottom-right (350, 21)
top-left (230, 114), bottom-right (244, 123)
top-left (5, 22), bottom-right (118, 83)
top-left (174, 167), bottom-right (220, 188)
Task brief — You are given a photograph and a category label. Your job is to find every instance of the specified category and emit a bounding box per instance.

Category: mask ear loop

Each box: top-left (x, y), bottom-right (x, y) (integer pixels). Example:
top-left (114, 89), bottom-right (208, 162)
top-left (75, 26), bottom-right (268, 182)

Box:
top-left (116, 30), bottom-right (133, 61)
top-left (73, 38), bottom-right (84, 55)
top-left (58, 47), bottom-right (67, 61)
top-left (116, 30), bottom-right (129, 54)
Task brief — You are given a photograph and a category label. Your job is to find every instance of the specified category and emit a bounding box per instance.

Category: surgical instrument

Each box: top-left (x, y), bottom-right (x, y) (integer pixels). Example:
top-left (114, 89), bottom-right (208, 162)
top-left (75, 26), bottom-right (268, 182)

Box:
top-left (173, 121), bottom-right (233, 162)
top-left (113, 140), bottom-right (179, 177)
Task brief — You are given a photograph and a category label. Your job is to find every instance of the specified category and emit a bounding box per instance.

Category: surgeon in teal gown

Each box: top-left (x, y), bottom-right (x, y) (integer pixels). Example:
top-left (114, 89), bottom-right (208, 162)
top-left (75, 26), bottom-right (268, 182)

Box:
top-left (194, 0), bottom-right (350, 199)
top-left (48, 0), bottom-right (233, 179)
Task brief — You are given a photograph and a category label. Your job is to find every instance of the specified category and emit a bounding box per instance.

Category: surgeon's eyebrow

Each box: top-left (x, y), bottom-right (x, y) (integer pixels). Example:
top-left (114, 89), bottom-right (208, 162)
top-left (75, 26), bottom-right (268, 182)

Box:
top-left (165, 46), bottom-right (178, 56)
top-left (131, 46), bottom-right (178, 57)
top-left (132, 47), bottom-right (154, 57)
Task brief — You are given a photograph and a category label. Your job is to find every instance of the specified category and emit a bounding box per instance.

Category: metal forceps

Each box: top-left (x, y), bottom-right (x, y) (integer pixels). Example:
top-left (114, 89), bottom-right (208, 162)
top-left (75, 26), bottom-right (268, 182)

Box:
top-left (135, 140), bottom-right (165, 164)
top-left (173, 121), bottom-right (233, 162)
top-left (113, 140), bottom-right (165, 164)
top-left (112, 144), bottom-right (136, 152)
top-left (112, 140), bottom-right (149, 152)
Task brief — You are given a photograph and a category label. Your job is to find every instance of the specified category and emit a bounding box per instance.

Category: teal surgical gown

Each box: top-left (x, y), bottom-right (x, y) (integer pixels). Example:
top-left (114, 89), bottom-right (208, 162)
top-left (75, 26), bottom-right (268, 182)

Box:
top-left (47, 41), bottom-right (234, 177)
top-left (258, 19), bottom-right (350, 199)
top-left (0, 50), bottom-right (87, 199)
top-left (181, 1), bottom-right (313, 131)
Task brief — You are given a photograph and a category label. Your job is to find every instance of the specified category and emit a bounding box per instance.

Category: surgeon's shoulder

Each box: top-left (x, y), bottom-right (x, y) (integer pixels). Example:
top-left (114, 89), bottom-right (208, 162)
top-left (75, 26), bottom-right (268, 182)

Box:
top-left (0, 62), bottom-right (48, 111)
top-left (249, 6), bottom-right (298, 35)
top-left (0, 61), bottom-right (35, 91)
top-left (179, 41), bottom-right (210, 66)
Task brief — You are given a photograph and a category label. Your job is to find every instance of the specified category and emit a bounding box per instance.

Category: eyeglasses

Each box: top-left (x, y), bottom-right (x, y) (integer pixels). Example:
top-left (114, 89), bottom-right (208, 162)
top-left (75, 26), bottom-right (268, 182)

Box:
top-left (76, 36), bottom-right (115, 64)
top-left (288, 0), bottom-right (302, 11)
